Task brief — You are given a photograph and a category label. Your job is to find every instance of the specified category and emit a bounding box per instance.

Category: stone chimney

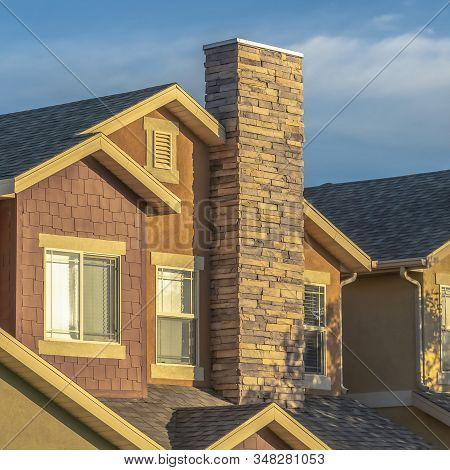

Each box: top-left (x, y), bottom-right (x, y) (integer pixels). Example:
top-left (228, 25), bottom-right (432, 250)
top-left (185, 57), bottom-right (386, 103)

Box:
top-left (204, 39), bottom-right (305, 408)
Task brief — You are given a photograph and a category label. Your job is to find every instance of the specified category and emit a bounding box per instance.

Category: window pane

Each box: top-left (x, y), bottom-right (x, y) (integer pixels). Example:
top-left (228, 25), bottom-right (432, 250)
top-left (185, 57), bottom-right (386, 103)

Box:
top-left (304, 284), bottom-right (325, 327)
top-left (304, 330), bottom-right (325, 374)
top-left (157, 268), bottom-right (192, 315)
top-left (157, 317), bottom-right (195, 364)
top-left (83, 256), bottom-right (119, 342)
top-left (442, 331), bottom-right (450, 372)
top-left (45, 250), bottom-right (80, 339)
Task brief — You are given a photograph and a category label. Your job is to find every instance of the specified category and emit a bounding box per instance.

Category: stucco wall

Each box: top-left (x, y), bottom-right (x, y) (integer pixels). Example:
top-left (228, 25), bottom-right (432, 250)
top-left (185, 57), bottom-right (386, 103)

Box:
top-left (15, 158), bottom-right (146, 397)
top-left (110, 109), bottom-right (212, 387)
top-left (0, 364), bottom-right (113, 449)
top-left (423, 252), bottom-right (450, 392)
top-left (343, 272), bottom-right (417, 393)
top-left (232, 428), bottom-right (289, 450)
top-left (304, 239), bottom-right (342, 395)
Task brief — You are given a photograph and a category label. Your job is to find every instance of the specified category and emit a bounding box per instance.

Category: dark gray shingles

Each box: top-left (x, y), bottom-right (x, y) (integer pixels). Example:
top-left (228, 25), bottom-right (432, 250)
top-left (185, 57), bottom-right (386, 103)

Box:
top-left (295, 395), bottom-right (431, 449)
top-left (305, 170), bottom-right (450, 261)
top-left (102, 385), bottom-right (431, 450)
top-left (415, 390), bottom-right (450, 413)
top-left (171, 403), bottom-right (268, 449)
top-left (0, 84), bottom-right (173, 179)
top-left (100, 385), bottom-right (229, 449)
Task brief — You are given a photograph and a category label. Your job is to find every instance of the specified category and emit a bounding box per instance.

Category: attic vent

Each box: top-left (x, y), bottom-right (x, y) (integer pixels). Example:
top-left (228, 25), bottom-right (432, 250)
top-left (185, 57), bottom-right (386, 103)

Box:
top-left (153, 131), bottom-right (172, 170)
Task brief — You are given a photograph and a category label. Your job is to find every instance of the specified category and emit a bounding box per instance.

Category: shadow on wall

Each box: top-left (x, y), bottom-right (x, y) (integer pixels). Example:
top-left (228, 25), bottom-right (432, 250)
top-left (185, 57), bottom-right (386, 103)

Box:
top-left (423, 291), bottom-right (444, 389)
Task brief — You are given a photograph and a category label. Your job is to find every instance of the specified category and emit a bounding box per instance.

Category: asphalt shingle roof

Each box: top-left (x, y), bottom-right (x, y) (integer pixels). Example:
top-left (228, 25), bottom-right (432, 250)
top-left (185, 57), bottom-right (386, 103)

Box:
top-left (101, 385), bottom-right (431, 449)
top-left (297, 395), bottom-right (431, 450)
top-left (415, 390), bottom-right (450, 413)
top-left (305, 170), bottom-right (450, 261)
top-left (0, 84), bottom-right (172, 179)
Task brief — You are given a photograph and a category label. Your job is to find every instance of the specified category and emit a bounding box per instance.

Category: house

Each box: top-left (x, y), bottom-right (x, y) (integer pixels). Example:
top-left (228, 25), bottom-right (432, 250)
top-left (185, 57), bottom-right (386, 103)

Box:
top-left (305, 170), bottom-right (450, 448)
top-left (0, 38), bottom-right (432, 449)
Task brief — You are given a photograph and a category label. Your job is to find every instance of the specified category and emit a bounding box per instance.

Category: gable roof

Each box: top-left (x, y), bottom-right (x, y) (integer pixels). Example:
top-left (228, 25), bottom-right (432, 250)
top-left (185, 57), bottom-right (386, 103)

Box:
top-left (0, 83), bottom-right (225, 182)
top-left (297, 395), bottom-right (431, 449)
top-left (305, 169), bottom-right (450, 262)
top-left (0, 328), bottom-right (163, 450)
top-left (0, 85), bottom-right (170, 180)
top-left (304, 200), bottom-right (371, 272)
top-left (102, 384), bottom-right (430, 449)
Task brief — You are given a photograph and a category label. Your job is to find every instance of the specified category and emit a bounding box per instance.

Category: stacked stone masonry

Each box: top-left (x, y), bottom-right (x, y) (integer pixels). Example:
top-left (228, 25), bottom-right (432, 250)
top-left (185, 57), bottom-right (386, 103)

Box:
top-left (205, 41), bottom-right (305, 408)
top-left (16, 159), bottom-right (146, 397)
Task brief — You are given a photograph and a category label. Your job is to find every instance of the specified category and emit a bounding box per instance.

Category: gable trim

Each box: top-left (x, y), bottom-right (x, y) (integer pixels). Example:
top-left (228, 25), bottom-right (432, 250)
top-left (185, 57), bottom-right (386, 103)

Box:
top-left (304, 200), bottom-right (371, 272)
top-left (206, 403), bottom-right (330, 450)
top-left (80, 84), bottom-right (226, 145)
top-left (0, 133), bottom-right (181, 215)
top-left (0, 328), bottom-right (163, 450)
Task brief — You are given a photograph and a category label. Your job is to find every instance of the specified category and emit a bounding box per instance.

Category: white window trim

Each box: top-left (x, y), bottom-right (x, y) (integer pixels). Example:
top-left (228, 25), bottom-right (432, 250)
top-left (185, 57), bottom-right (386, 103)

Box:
top-left (43, 246), bottom-right (122, 346)
top-left (155, 264), bottom-right (200, 367)
top-left (304, 282), bottom-right (327, 377)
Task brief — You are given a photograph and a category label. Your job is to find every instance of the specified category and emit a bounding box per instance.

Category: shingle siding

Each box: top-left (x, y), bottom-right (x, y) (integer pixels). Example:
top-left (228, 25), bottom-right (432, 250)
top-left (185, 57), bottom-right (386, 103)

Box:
top-left (15, 158), bottom-right (146, 397)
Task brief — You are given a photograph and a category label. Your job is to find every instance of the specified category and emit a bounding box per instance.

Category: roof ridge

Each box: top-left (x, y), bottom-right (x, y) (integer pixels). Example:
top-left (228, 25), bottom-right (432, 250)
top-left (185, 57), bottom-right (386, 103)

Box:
top-left (306, 168), bottom-right (450, 190)
top-left (0, 83), bottom-right (175, 119)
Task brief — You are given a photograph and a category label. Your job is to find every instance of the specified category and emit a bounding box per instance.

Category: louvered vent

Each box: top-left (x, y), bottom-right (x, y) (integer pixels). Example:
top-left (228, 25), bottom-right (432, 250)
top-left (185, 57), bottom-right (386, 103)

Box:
top-left (153, 131), bottom-right (172, 170)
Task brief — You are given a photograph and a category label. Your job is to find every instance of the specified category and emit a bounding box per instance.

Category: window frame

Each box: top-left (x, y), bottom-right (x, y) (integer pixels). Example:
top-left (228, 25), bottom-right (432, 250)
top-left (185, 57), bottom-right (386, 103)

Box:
top-left (440, 285), bottom-right (450, 372)
top-left (43, 247), bottom-right (122, 345)
top-left (155, 264), bottom-right (199, 366)
top-left (304, 282), bottom-right (327, 376)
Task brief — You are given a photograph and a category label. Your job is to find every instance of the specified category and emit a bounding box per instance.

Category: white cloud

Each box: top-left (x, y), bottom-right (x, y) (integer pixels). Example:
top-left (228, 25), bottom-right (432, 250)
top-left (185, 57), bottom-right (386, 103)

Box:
top-left (290, 34), bottom-right (450, 148)
top-left (370, 14), bottom-right (401, 30)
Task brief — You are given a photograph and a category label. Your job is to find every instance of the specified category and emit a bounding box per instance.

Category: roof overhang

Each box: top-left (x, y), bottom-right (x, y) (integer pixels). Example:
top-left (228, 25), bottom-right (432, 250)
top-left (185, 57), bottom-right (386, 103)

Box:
top-left (0, 328), bottom-right (163, 450)
top-left (207, 403), bottom-right (330, 450)
top-left (304, 199), bottom-right (372, 273)
top-left (80, 84), bottom-right (226, 146)
top-left (0, 134), bottom-right (181, 215)
top-left (412, 392), bottom-right (450, 427)
top-left (370, 240), bottom-right (450, 271)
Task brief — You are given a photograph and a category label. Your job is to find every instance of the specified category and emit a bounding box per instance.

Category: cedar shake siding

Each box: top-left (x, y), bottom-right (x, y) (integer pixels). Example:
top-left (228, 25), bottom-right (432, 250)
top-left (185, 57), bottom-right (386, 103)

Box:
top-left (15, 158), bottom-right (146, 398)
top-left (233, 429), bottom-right (289, 450)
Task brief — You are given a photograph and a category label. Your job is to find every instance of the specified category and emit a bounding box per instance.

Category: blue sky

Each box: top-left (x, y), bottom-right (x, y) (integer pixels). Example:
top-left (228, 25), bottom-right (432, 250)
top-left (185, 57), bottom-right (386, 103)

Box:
top-left (1, 0), bottom-right (449, 185)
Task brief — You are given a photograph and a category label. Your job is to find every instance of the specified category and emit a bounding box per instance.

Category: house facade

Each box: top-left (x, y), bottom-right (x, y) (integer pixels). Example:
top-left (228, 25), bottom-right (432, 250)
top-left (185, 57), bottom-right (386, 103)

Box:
top-left (306, 171), bottom-right (450, 449)
top-left (0, 38), bottom-right (434, 450)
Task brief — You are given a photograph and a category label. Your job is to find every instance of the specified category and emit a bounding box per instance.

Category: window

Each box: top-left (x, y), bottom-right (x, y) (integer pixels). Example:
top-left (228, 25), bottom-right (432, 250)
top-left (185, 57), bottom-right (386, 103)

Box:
top-left (441, 286), bottom-right (450, 371)
top-left (304, 284), bottom-right (326, 375)
top-left (45, 250), bottom-right (120, 343)
top-left (156, 267), bottom-right (197, 365)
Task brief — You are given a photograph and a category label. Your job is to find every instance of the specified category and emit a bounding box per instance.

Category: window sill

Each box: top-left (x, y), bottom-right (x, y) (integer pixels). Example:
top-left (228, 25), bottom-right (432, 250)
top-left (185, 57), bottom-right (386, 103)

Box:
top-left (38, 339), bottom-right (126, 359)
top-left (437, 371), bottom-right (450, 385)
top-left (151, 363), bottom-right (204, 381)
top-left (304, 374), bottom-right (332, 391)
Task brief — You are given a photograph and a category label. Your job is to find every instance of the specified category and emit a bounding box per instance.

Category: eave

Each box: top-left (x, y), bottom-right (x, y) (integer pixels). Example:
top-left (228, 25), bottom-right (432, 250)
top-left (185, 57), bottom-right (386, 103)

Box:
top-left (0, 134), bottom-right (181, 215)
top-left (304, 199), bottom-right (372, 273)
top-left (207, 403), bottom-right (330, 450)
top-left (0, 328), bottom-right (163, 450)
top-left (79, 84), bottom-right (226, 146)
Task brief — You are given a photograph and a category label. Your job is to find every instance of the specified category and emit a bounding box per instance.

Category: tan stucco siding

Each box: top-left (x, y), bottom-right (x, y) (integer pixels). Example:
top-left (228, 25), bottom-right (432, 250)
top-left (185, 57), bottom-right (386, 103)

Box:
top-left (423, 253), bottom-right (450, 392)
top-left (343, 273), bottom-right (417, 393)
top-left (377, 406), bottom-right (450, 449)
top-left (304, 239), bottom-right (342, 395)
top-left (110, 108), bottom-right (211, 387)
top-left (0, 364), bottom-right (114, 449)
